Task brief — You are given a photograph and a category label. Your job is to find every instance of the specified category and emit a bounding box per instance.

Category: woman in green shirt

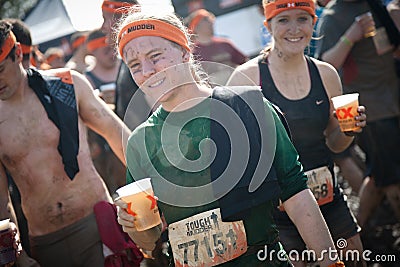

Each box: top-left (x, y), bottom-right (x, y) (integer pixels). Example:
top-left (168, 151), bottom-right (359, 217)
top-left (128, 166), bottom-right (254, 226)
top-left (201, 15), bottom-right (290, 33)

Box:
top-left (114, 7), bottom-right (343, 267)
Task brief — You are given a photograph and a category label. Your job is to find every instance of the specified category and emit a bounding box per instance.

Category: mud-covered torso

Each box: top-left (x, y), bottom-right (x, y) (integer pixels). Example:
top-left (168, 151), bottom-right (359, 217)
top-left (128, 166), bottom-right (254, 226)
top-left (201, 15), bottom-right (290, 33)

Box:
top-left (0, 79), bottom-right (110, 236)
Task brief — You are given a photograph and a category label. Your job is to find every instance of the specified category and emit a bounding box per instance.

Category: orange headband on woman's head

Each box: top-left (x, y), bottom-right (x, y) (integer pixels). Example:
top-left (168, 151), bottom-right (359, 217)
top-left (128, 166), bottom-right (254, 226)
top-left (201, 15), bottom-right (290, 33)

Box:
top-left (264, 0), bottom-right (317, 26)
top-left (87, 36), bottom-right (108, 52)
top-left (102, 0), bottom-right (133, 14)
top-left (0, 31), bottom-right (16, 63)
top-left (118, 19), bottom-right (190, 60)
top-left (188, 9), bottom-right (214, 33)
top-left (72, 36), bottom-right (87, 50)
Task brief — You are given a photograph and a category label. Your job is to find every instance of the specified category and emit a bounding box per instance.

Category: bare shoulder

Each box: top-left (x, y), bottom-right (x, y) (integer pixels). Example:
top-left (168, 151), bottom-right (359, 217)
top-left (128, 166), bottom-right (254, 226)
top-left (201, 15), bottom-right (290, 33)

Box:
top-left (311, 57), bottom-right (342, 98)
top-left (227, 57), bottom-right (260, 86)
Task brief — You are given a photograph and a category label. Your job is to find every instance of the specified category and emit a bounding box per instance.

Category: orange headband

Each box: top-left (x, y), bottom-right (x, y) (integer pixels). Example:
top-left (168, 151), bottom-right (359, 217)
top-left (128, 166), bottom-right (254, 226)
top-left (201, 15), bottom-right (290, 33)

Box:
top-left (118, 19), bottom-right (190, 60)
top-left (46, 53), bottom-right (63, 64)
top-left (72, 36), bottom-right (87, 50)
top-left (20, 44), bottom-right (32, 55)
top-left (102, 1), bottom-right (133, 14)
top-left (188, 9), bottom-right (213, 33)
top-left (264, 0), bottom-right (317, 26)
top-left (0, 31), bottom-right (16, 63)
top-left (87, 36), bottom-right (108, 52)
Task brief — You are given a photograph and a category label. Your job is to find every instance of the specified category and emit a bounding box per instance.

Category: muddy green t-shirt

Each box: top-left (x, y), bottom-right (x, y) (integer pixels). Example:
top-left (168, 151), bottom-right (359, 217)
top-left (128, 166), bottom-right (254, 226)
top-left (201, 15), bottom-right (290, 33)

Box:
top-left (126, 96), bottom-right (307, 265)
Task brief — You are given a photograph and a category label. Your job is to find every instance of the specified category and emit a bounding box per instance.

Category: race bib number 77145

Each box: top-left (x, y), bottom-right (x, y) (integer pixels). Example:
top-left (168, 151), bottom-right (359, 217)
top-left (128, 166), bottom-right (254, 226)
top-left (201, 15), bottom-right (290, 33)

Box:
top-left (168, 208), bottom-right (247, 266)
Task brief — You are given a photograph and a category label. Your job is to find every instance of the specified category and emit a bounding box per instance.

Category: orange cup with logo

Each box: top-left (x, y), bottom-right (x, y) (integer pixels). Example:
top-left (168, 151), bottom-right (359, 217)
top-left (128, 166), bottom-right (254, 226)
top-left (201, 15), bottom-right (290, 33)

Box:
top-left (116, 178), bottom-right (161, 231)
top-left (331, 93), bottom-right (361, 132)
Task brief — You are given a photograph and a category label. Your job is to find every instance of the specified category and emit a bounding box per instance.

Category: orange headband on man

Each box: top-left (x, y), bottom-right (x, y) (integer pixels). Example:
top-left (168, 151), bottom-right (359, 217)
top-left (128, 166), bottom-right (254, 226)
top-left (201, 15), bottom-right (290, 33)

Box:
top-left (264, 0), bottom-right (317, 26)
top-left (0, 31), bottom-right (16, 63)
top-left (102, 0), bottom-right (133, 14)
top-left (20, 44), bottom-right (32, 55)
top-left (72, 36), bottom-right (87, 50)
top-left (87, 36), bottom-right (108, 52)
top-left (188, 9), bottom-right (213, 33)
top-left (118, 19), bottom-right (190, 60)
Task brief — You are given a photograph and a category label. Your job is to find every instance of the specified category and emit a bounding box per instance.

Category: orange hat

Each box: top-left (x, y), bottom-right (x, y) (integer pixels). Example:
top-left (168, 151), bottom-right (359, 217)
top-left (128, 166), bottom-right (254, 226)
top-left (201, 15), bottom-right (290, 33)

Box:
top-left (102, 0), bottom-right (134, 14)
top-left (264, 0), bottom-right (317, 26)
top-left (118, 19), bottom-right (190, 60)
top-left (86, 36), bottom-right (108, 52)
top-left (0, 31), bottom-right (16, 63)
top-left (188, 9), bottom-right (214, 33)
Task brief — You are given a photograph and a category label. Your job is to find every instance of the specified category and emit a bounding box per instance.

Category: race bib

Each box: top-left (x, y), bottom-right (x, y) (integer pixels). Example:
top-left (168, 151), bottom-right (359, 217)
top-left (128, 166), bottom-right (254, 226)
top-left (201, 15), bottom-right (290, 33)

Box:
top-left (305, 166), bottom-right (334, 206)
top-left (169, 208), bottom-right (247, 266)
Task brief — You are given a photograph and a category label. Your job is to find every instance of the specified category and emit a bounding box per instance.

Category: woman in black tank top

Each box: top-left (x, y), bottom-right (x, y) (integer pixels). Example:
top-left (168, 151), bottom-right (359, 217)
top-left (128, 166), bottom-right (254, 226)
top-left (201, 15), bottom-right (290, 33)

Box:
top-left (227, 1), bottom-right (367, 266)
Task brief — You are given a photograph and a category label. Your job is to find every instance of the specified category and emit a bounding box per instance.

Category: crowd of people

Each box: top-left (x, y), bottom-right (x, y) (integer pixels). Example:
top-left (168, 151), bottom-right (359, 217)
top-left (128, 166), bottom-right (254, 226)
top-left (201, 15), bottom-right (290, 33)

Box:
top-left (0, 0), bottom-right (398, 266)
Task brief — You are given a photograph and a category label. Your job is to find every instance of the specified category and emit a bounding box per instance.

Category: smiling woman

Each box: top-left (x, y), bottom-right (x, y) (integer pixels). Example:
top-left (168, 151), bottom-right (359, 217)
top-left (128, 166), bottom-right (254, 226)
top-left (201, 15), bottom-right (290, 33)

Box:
top-left (227, 1), bottom-right (367, 266)
top-left (112, 6), bottom-right (347, 267)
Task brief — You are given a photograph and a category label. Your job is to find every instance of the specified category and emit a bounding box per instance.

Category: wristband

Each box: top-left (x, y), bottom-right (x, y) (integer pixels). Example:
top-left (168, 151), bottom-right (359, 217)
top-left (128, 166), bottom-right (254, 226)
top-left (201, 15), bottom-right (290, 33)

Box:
top-left (341, 35), bottom-right (353, 47)
top-left (328, 261), bottom-right (345, 267)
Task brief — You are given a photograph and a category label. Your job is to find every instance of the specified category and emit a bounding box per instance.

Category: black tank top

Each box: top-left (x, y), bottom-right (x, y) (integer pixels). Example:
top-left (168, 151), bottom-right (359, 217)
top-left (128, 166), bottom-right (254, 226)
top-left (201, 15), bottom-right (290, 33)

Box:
top-left (259, 55), bottom-right (336, 182)
top-left (85, 71), bottom-right (109, 90)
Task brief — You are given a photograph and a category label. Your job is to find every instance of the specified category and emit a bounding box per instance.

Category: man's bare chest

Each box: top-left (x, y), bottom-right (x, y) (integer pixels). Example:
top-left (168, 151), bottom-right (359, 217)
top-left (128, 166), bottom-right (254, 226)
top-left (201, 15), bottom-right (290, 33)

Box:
top-left (0, 102), bottom-right (59, 165)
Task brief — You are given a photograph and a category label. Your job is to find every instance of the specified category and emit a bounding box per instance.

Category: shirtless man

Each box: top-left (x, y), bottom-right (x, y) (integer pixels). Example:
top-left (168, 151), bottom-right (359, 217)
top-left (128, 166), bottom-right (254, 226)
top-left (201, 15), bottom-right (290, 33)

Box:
top-left (0, 20), bottom-right (132, 266)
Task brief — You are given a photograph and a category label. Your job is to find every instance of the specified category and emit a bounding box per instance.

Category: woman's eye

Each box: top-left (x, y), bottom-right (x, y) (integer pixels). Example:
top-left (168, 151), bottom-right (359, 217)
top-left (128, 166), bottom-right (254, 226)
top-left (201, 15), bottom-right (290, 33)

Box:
top-left (150, 53), bottom-right (161, 60)
top-left (278, 18), bottom-right (288, 24)
top-left (298, 16), bottom-right (310, 23)
top-left (129, 63), bottom-right (140, 72)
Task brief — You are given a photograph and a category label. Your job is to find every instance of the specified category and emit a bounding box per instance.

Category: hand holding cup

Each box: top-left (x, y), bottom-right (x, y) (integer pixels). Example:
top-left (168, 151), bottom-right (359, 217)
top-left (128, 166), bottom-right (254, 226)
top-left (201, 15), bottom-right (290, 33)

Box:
top-left (331, 93), bottom-right (366, 136)
top-left (115, 178), bottom-right (161, 232)
top-left (114, 198), bottom-right (137, 234)
top-left (355, 12), bottom-right (376, 38)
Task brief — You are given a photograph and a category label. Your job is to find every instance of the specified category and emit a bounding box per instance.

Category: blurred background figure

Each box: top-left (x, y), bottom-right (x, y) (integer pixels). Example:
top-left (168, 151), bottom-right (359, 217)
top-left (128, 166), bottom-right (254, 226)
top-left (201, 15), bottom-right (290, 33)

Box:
top-left (101, 0), bottom-right (155, 131)
top-left (30, 45), bottom-right (47, 69)
top-left (65, 31), bottom-right (91, 73)
top-left (85, 28), bottom-right (120, 105)
top-left (84, 28), bottom-right (125, 196)
top-left (315, 0), bottom-right (400, 261)
top-left (43, 47), bottom-right (65, 68)
top-left (387, 0), bottom-right (400, 30)
top-left (185, 8), bottom-right (248, 85)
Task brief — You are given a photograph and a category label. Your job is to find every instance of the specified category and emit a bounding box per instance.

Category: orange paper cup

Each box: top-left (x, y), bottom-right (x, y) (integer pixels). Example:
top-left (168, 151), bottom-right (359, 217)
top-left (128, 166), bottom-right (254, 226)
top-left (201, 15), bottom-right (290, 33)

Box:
top-left (116, 178), bottom-right (161, 231)
top-left (331, 93), bottom-right (361, 132)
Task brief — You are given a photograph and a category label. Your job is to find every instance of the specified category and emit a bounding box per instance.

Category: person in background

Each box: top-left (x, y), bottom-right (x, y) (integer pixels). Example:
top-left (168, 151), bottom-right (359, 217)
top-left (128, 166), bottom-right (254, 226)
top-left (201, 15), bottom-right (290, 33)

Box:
top-left (315, 0), bottom-right (400, 231)
top-left (0, 20), bottom-right (142, 266)
top-left (387, 0), bottom-right (400, 30)
top-left (184, 8), bottom-right (249, 85)
top-left (84, 28), bottom-right (125, 196)
top-left (65, 31), bottom-right (91, 74)
top-left (101, 0), bottom-right (152, 129)
top-left (114, 8), bottom-right (345, 267)
top-left (43, 47), bottom-right (65, 69)
top-left (185, 9), bottom-right (248, 68)
top-left (228, 0), bottom-right (366, 266)
top-left (85, 28), bottom-right (120, 105)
